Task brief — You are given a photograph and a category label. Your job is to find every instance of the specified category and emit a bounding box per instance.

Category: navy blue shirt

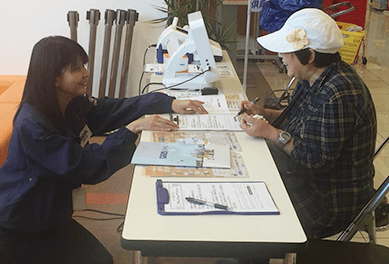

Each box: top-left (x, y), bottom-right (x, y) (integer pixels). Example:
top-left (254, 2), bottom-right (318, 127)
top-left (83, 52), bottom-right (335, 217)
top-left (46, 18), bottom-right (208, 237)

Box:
top-left (0, 93), bottom-right (174, 232)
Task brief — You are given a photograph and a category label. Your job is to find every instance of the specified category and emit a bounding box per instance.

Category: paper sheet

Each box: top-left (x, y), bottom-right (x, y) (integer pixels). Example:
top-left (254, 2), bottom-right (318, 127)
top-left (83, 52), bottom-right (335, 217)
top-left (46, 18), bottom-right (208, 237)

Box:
top-left (143, 151), bottom-right (248, 178)
top-left (156, 180), bottom-right (279, 215)
top-left (178, 94), bottom-right (230, 114)
top-left (170, 114), bottom-right (242, 131)
top-left (152, 131), bottom-right (242, 151)
top-left (143, 132), bottom-right (248, 178)
top-left (224, 93), bottom-right (247, 111)
top-left (132, 142), bottom-right (231, 168)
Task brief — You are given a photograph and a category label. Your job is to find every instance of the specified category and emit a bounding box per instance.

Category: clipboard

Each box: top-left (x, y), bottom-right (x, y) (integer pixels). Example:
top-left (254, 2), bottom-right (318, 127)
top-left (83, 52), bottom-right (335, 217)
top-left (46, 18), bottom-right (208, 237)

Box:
top-left (156, 179), bottom-right (280, 215)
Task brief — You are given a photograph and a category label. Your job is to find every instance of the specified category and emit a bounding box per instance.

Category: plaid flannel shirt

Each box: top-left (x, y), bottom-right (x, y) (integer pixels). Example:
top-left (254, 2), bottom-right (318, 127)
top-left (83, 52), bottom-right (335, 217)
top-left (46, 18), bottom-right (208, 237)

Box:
top-left (284, 60), bottom-right (377, 238)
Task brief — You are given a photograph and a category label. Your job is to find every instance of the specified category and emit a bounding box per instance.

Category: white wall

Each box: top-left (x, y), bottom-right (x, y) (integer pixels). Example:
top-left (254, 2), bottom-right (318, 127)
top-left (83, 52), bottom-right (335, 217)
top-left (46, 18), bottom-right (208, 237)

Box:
top-left (0, 0), bottom-right (167, 97)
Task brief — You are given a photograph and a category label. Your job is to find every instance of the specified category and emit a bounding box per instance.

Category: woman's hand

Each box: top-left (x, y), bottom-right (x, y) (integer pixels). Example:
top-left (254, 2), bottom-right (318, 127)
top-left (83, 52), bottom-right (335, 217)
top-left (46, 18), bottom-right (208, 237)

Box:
top-left (239, 100), bottom-right (266, 116)
top-left (126, 115), bottom-right (179, 134)
top-left (171, 99), bottom-right (208, 114)
top-left (239, 113), bottom-right (278, 140)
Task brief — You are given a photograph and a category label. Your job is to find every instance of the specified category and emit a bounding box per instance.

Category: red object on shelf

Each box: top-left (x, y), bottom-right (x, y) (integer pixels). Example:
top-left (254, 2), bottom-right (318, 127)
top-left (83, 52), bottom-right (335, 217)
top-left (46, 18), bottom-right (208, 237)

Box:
top-left (322, 0), bottom-right (367, 28)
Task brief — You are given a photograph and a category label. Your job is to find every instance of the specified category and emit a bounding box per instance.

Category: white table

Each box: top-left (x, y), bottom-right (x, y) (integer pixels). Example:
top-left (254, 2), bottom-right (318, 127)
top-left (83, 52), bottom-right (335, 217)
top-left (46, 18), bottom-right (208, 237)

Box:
top-left (120, 51), bottom-right (306, 261)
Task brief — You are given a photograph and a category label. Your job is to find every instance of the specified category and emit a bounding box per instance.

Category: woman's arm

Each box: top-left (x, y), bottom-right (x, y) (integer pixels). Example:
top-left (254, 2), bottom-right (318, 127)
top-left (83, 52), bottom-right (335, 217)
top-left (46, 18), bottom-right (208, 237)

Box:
top-left (20, 119), bottom-right (138, 184)
top-left (80, 93), bottom-right (176, 135)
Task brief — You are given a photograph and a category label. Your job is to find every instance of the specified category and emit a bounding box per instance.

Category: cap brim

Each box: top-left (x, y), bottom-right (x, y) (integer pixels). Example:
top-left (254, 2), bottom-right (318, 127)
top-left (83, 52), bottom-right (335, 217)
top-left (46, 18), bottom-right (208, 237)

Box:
top-left (256, 27), bottom-right (296, 54)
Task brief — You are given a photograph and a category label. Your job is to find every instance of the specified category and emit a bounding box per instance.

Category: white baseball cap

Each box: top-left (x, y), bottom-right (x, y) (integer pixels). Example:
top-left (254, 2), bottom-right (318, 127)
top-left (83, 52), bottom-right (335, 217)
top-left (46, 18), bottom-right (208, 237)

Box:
top-left (257, 8), bottom-right (344, 54)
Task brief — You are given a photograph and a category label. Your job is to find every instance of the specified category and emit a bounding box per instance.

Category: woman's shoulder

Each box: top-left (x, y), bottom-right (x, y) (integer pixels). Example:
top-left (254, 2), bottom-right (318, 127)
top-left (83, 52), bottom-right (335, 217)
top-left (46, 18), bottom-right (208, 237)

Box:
top-left (329, 61), bottom-right (364, 84)
top-left (14, 103), bottom-right (59, 136)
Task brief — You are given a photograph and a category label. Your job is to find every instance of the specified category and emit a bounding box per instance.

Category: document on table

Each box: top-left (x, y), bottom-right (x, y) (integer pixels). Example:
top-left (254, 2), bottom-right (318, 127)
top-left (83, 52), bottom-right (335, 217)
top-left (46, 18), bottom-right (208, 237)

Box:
top-left (163, 89), bottom-right (202, 99)
top-left (178, 95), bottom-right (230, 114)
top-left (224, 93), bottom-right (247, 111)
top-left (144, 151), bottom-right (248, 178)
top-left (131, 142), bottom-right (231, 168)
top-left (217, 65), bottom-right (234, 78)
top-left (155, 180), bottom-right (279, 215)
top-left (170, 114), bottom-right (242, 131)
top-left (152, 131), bottom-right (242, 151)
top-left (145, 131), bottom-right (249, 178)
top-left (162, 90), bottom-right (246, 114)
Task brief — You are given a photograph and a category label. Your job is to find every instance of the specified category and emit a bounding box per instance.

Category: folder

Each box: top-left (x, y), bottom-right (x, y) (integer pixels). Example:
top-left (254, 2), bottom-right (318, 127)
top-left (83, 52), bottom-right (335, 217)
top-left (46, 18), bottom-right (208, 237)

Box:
top-left (156, 179), bottom-right (279, 215)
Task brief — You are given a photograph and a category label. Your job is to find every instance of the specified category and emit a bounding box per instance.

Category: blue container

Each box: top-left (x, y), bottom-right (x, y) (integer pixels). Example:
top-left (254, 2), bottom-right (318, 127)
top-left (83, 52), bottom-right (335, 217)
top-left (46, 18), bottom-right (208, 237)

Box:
top-left (372, 0), bottom-right (388, 11)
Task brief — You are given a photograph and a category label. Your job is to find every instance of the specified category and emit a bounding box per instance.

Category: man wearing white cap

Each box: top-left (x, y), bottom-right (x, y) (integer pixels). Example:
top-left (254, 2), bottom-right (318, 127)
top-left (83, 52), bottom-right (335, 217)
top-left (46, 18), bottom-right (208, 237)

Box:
top-left (239, 8), bottom-right (377, 239)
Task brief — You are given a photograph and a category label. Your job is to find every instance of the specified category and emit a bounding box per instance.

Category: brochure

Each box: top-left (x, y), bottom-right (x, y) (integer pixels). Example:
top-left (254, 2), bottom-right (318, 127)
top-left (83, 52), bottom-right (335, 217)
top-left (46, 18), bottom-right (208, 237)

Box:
top-left (131, 142), bottom-right (231, 168)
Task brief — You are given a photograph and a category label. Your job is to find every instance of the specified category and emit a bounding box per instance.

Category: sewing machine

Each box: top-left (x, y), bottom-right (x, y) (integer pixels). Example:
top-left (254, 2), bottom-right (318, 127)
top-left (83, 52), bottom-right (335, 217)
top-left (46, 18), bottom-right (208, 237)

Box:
top-left (157, 11), bottom-right (221, 90)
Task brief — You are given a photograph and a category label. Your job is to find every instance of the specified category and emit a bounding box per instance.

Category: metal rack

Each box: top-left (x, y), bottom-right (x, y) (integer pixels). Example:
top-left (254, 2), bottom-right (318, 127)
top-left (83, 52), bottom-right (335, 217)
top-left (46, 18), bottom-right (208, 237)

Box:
top-left (67, 9), bottom-right (139, 98)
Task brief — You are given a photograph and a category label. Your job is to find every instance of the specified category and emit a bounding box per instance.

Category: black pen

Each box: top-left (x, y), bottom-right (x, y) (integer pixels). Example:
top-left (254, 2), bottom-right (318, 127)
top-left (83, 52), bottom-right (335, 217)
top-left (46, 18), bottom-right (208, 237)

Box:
top-left (234, 97), bottom-right (260, 120)
top-left (185, 197), bottom-right (229, 210)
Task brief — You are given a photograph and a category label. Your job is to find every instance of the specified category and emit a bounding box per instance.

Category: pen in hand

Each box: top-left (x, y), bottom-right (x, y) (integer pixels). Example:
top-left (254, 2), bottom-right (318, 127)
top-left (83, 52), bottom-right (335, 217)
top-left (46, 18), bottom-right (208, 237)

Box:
top-left (234, 97), bottom-right (260, 120)
top-left (185, 197), bottom-right (229, 210)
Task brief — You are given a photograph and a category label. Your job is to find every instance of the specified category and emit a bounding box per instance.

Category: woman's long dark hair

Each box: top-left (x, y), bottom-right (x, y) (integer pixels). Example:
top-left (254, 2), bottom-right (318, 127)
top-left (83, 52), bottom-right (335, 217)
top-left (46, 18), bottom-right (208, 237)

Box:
top-left (14, 36), bottom-right (88, 132)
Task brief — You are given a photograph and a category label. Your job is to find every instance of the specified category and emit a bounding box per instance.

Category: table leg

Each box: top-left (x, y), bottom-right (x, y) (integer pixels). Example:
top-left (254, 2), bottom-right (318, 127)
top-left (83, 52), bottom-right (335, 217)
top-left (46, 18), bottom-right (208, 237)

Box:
top-left (283, 253), bottom-right (297, 264)
top-left (143, 257), bottom-right (156, 264)
top-left (130, 251), bottom-right (157, 264)
top-left (128, 251), bottom-right (138, 264)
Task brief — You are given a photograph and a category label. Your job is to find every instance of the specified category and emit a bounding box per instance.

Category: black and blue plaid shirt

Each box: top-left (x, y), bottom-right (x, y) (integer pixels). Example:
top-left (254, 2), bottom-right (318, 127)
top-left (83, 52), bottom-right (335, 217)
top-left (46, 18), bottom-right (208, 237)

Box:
top-left (284, 60), bottom-right (377, 238)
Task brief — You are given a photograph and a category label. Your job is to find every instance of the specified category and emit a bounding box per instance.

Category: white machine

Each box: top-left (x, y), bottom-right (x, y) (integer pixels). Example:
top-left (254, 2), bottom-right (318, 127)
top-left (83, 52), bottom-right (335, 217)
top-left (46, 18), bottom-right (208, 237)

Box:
top-left (157, 11), bottom-right (221, 90)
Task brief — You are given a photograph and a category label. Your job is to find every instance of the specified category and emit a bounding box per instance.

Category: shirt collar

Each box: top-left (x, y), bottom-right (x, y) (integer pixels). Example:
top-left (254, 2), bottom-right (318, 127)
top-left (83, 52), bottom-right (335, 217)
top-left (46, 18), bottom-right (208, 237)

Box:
top-left (309, 61), bottom-right (339, 94)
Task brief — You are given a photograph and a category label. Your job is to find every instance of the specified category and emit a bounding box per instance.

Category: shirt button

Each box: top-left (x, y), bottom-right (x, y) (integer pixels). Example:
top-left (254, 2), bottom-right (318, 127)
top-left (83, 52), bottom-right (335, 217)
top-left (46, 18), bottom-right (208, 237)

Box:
top-left (29, 178), bottom-right (32, 182)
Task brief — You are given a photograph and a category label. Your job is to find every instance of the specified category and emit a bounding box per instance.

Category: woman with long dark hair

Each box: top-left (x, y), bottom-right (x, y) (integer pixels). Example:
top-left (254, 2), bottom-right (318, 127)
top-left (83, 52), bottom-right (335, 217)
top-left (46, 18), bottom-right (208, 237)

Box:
top-left (0, 36), bottom-right (207, 263)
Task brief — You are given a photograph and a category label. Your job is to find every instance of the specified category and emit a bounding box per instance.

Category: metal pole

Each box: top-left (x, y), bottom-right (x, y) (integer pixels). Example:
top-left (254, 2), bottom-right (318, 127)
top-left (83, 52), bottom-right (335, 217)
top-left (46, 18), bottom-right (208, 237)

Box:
top-left (86, 9), bottom-right (100, 96)
top-left (67, 11), bottom-right (79, 42)
top-left (215, 0), bottom-right (223, 35)
top-left (99, 9), bottom-right (116, 98)
top-left (119, 10), bottom-right (139, 98)
top-left (108, 9), bottom-right (127, 98)
top-left (243, 0), bottom-right (252, 92)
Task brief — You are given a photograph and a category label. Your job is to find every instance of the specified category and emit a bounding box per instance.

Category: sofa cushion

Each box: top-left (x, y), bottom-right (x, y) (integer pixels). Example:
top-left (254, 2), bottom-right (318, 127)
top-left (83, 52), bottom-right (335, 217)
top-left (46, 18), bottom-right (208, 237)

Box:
top-left (0, 79), bottom-right (25, 103)
top-left (0, 103), bottom-right (20, 167)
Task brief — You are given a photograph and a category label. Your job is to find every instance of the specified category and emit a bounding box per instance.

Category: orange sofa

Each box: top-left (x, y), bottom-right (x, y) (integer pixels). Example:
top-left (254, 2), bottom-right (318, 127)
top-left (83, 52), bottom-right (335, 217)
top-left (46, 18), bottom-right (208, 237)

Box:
top-left (0, 76), bottom-right (26, 167)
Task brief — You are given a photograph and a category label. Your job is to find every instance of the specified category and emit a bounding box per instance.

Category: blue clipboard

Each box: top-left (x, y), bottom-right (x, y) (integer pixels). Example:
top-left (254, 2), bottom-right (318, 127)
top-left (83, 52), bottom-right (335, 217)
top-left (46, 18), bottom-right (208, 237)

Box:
top-left (156, 179), bottom-right (280, 215)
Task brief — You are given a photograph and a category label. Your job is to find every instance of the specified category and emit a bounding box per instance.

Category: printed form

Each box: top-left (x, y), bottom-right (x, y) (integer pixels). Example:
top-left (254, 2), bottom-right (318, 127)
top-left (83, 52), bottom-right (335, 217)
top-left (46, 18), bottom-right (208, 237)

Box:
top-left (170, 114), bottom-right (242, 131)
top-left (156, 181), bottom-right (279, 215)
top-left (179, 95), bottom-right (230, 114)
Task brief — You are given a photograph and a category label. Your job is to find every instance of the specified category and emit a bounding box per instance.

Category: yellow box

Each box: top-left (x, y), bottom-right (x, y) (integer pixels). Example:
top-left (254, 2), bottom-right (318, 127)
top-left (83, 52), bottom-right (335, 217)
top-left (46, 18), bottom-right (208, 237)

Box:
top-left (337, 21), bottom-right (365, 64)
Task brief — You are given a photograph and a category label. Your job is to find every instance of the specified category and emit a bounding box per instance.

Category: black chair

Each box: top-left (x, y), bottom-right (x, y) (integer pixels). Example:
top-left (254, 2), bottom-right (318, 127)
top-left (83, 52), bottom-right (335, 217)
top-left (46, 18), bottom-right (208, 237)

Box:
top-left (296, 239), bottom-right (389, 264)
top-left (296, 136), bottom-right (389, 263)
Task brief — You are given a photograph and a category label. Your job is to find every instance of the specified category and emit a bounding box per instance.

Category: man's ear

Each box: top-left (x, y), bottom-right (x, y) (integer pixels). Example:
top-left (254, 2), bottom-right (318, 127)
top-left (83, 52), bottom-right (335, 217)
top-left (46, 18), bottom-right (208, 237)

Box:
top-left (308, 48), bottom-right (316, 64)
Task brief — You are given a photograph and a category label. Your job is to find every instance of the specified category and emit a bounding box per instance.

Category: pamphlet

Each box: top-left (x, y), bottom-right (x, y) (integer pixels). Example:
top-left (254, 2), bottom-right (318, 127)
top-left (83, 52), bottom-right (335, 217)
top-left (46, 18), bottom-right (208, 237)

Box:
top-left (131, 142), bottom-right (231, 168)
